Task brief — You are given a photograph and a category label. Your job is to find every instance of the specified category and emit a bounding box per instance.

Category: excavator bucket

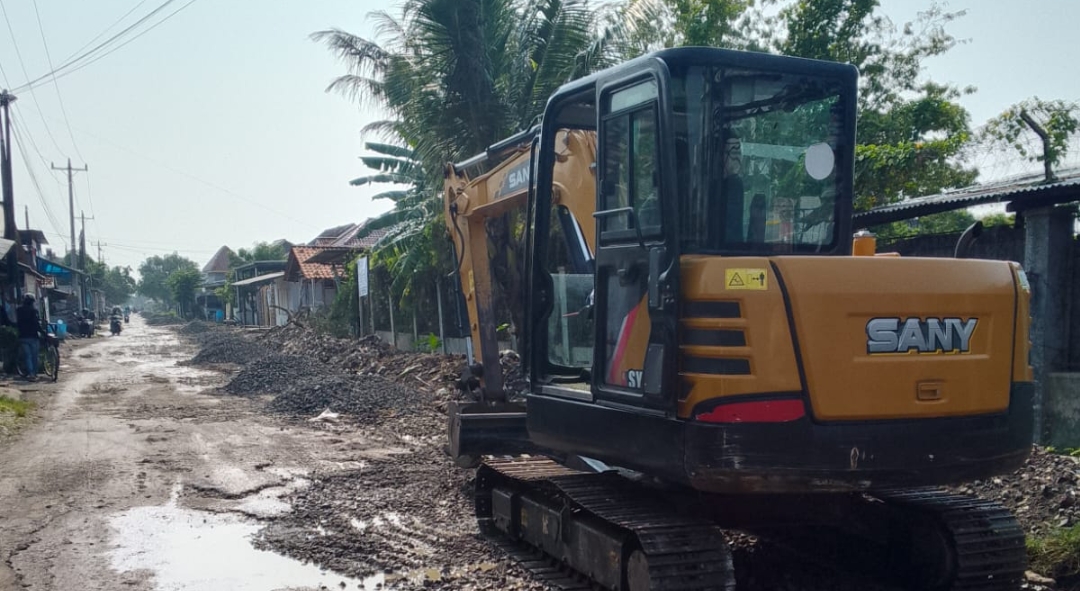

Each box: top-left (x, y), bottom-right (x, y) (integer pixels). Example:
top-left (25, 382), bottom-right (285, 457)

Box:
top-left (446, 400), bottom-right (530, 468)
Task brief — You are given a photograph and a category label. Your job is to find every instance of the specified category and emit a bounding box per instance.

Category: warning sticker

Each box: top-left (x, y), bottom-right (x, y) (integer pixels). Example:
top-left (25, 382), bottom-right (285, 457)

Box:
top-left (725, 268), bottom-right (768, 290)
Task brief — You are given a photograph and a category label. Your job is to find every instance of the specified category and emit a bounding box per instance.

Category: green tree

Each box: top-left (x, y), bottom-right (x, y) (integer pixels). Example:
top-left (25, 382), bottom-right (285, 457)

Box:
top-left (763, 0), bottom-right (978, 212)
top-left (83, 259), bottom-right (137, 305)
top-left (316, 0), bottom-right (611, 330)
top-left (236, 241), bottom-right (289, 262)
top-left (137, 254), bottom-right (199, 305)
top-left (166, 268), bottom-right (203, 318)
top-left (979, 212), bottom-right (1015, 228)
top-left (981, 98), bottom-right (1080, 177)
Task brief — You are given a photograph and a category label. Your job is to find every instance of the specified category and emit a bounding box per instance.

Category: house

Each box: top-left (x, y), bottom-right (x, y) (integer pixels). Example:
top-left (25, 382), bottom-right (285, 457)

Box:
top-left (18, 230), bottom-right (49, 303)
top-left (232, 260), bottom-right (287, 326)
top-left (307, 221), bottom-right (389, 249)
top-left (197, 245), bottom-right (234, 321)
top-left (36, 256), bottom-right (84, 320)
top-left (201, 245), bottom-right (233, 288)
top-left (284, 246), bottom-right (341, 313)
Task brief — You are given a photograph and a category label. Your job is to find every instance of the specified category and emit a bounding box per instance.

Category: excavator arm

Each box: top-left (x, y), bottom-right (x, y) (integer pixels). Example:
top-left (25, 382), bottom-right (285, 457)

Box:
top-left (443, 128), bottom-right (598, 464)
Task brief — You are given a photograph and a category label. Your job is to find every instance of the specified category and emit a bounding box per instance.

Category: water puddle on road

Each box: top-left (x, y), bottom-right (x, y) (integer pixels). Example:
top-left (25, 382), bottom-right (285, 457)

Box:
top-left (108, 486), bottom-right (385, 590)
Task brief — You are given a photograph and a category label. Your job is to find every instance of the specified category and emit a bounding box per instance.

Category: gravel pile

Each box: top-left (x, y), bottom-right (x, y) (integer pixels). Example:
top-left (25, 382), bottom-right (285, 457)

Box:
top-left (187, 331), bottom-right (269, 366)
top-left (178, 321), bottom-right (214, 335)
top-left (144, 312), bottom-right (184, 325)
top-left (267, 373), bottom-right (433, 420)
top-left (223, 353), bottom-right (328, 396)
top-left (953, 446), bottom-right (1080, 536)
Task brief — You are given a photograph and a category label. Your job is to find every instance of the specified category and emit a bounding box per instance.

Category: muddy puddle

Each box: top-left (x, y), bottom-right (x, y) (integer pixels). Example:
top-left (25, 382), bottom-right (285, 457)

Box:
top-left (108, 486), bottom-right (385, 590)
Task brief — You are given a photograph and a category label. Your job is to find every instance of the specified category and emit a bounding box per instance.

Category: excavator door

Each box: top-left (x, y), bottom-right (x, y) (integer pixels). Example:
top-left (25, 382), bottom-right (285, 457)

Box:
top-left (592, 73), bottom-right (680, 413)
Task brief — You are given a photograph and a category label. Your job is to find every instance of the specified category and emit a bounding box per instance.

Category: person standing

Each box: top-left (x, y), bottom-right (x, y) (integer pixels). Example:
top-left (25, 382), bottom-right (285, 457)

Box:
top-left (16, 294), bottom-right (41, 380)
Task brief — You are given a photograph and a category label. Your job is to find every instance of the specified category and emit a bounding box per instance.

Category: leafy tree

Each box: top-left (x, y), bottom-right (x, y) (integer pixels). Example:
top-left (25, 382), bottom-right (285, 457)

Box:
top-left (667, 0), bottom-right (747, 47)
top-left (875, 209), bottom-right (976, 241)
top-left (236, 241), bottom-right (289, 262)
top-left (980, 212), bottom-right (1015, 228)
top-left (137, 254), bottom-right (199, 305)
top-left (166, 268), bottom-right (203, 318)
top-left (316, 0), bottom-right (612, 330)
top-left (83, 258), bottom-right (137, 305)
top-left (759, 0), bottom-right (978, 211)
top-left (981, 98), bottom-right (1080, 177)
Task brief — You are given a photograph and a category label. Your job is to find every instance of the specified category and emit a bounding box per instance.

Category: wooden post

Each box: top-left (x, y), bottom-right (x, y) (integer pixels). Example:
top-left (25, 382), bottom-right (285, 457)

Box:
top-left (388, 290), bottom-right (396, 348)
top-left (436, 279), bottom-right (447, 354)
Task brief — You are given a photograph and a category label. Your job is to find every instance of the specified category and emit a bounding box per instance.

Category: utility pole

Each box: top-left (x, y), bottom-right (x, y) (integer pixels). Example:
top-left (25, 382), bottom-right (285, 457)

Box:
top-left (51, 159), bottom-right (87, 265)
top-left (23, 204), bottom-right (28, 231)
top-left (0, 91), bottom-right (19, 298)
top-left (96, 240), bottom-right (105, 265)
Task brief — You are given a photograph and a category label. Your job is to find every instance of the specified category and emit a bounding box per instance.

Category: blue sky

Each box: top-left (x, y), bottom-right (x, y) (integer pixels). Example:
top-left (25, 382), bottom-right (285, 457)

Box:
top-left (0, 0), bottom-right (1076, 272)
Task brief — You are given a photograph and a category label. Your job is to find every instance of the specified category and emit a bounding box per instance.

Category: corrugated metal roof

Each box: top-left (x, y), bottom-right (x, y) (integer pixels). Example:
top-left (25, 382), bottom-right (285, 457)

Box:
top-left (232, 271), bottom-right (284, 287)
top-left (854, 168), bottom-right (1080, 227)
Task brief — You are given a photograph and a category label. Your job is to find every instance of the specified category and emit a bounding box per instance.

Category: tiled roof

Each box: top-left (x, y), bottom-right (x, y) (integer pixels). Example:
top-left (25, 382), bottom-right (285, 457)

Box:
top-left (311, 223), bottom-right (357, 246)
top-left (331, 225), bottom-right (389, 249)
top-left (202, 245), bottom-right (235, 274)
top-left (287, 246), bottom-right (338, 280)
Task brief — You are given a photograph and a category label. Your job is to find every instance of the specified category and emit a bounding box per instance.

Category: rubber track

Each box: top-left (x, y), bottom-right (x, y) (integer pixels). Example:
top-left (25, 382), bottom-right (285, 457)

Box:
top-left (876, 488), bottom-right (1026, 591)
top-left (478, 456), bottom-right (735, 590)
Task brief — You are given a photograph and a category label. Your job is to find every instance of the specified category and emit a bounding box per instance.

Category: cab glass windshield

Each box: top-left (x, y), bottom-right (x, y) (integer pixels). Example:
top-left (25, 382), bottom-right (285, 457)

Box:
top-left (671, 66), bottom-right (846, 254)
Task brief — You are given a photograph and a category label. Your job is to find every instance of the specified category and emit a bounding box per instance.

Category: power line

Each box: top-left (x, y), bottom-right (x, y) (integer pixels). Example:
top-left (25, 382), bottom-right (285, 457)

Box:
top-left (42, 0), bottom-right (199, 87)
top-left (0, 0), bottom-right (66, 155)
top-left (12, 0), bottom-right (194, 93)
top-left (11, 117), bottom-right (67, 246)
top-left (60, 0), bottom-right (151, 67)
top-left (17, 101), bottom-right (320, 230)
top-left (31, 0), bottom-right (85, 162)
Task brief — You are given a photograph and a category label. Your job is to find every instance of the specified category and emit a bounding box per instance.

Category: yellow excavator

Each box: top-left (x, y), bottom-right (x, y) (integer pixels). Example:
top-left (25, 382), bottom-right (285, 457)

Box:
top-left (443, 47), bottom-right (1033, 591)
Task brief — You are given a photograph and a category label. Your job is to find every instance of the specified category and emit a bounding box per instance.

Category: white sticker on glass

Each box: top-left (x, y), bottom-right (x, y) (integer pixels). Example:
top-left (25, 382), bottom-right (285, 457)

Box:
top-left (804, 143), bottom-right (835, 180)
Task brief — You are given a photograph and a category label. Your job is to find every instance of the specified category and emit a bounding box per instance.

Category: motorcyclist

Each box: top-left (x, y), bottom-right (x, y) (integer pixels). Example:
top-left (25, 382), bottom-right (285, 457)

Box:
top-left (110, 306), bottom-right (123, 335)
top-left (77, 307), bottom-right (94, 337)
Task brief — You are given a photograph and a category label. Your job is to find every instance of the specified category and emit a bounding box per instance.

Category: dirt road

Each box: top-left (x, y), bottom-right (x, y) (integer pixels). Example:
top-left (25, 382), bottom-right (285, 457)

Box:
top-left (3, 318), bottom-right (1066, 591)
top-left (0, 317), bottom-right (482, 591)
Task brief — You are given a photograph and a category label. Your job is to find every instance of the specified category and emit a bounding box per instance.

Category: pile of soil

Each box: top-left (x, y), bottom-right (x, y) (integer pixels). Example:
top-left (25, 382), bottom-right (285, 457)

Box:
top-left (186, 331), bottom-right (269, 366)
top-left (266, 373), bottom-right (434, 422)
top-left (262, 326), bottom-right (464, 391)
top-left (178, 321), bottom-right (214, 335)
top-left (223, 353), bottom-right (327, 396)
top-left (954, 446), bottom-right (1080, 536)
top-left (143, 312), bottom-right (184, 326)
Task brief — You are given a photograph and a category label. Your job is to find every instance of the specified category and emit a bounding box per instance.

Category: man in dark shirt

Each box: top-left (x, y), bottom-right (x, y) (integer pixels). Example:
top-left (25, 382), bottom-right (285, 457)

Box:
top-left (16, 294), bottom-right (41, 380)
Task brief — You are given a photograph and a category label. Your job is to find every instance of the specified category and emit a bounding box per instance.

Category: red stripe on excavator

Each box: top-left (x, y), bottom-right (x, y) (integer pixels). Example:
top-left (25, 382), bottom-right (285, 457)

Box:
top-left (694, 399), bottom-right (806, 423)
top-left (607, 305), bottom-right (640, 385)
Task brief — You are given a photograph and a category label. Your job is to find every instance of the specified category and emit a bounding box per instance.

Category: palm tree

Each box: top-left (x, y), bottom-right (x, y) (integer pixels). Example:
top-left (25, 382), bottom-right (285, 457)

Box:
top-left (315, 0), bottom-right (614, 330)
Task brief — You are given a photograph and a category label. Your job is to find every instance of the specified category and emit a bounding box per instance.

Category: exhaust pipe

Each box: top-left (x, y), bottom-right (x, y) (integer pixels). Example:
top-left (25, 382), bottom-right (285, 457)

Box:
top-left (954, 221), bottom-right (984, 259)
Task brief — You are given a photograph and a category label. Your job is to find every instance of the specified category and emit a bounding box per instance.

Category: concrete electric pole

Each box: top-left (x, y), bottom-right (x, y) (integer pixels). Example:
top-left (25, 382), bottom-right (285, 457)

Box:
top-left (51, 159), bottom-right (87, 265)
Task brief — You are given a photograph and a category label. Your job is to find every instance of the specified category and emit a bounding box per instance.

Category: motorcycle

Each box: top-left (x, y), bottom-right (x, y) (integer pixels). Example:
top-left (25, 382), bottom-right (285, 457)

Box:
top-left (124, 313), bottom-right (130, 323)
top-left (76, 312), bottom-right (94, 338)
top-left (110, 315), bottom-right (122, 336)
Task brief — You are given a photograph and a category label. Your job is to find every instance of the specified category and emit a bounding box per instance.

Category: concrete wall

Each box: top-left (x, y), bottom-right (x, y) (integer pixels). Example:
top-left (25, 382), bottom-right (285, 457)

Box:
top-left (1047, 373), bottom-right (1080, 448)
